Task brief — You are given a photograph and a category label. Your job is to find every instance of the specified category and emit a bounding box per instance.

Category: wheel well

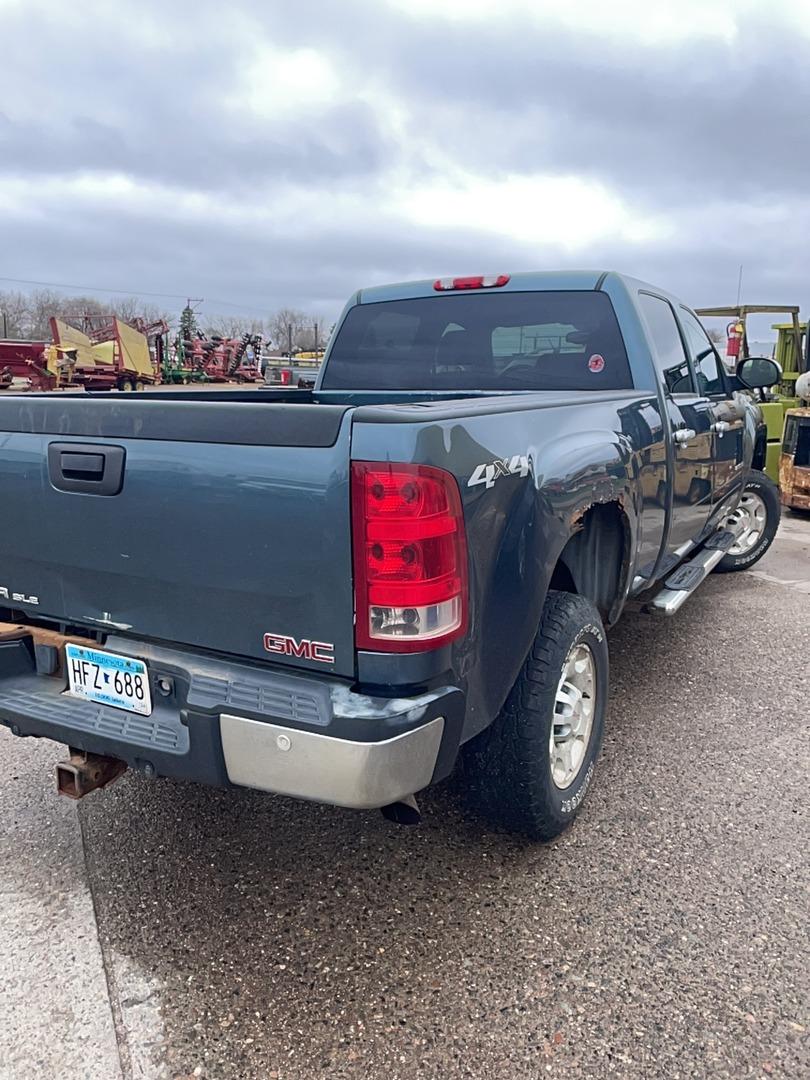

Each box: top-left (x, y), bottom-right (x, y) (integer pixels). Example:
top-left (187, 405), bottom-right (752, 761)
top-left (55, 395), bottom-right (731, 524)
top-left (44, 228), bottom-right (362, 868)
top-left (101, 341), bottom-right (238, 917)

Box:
top-left (548, 559), bottom-right (577, 594)
top-left (552, 503), bottom-right (629, 619)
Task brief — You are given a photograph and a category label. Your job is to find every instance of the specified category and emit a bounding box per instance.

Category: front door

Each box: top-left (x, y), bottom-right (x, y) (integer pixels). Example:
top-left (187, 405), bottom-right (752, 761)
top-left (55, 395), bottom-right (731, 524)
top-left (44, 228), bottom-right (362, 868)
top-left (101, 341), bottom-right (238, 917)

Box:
top-left (677, 307), bottom-right (747, 513)
top-left (637, 292), bottom-right (716, 558)
top-left (665, 394), bottom-right (716, 551)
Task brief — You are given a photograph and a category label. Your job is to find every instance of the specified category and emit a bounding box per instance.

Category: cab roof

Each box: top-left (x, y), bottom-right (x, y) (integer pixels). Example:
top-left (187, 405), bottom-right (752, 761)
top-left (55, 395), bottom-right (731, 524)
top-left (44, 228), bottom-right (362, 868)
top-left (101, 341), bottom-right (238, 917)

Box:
top-left (356, 270), bottom-right (609, 305)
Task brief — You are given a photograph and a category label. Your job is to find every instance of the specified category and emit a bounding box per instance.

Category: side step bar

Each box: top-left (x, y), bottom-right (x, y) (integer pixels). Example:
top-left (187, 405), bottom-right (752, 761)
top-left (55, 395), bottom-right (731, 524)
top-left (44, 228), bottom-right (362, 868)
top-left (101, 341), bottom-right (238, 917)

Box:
top-left (645, 529), bottom-right (738, 616)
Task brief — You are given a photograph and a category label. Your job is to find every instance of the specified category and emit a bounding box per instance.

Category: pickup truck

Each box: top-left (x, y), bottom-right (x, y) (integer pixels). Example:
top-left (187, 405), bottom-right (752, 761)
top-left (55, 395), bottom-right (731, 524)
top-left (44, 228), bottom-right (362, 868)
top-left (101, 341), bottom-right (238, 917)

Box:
top-left (0, 271), bottom-right (782, 839)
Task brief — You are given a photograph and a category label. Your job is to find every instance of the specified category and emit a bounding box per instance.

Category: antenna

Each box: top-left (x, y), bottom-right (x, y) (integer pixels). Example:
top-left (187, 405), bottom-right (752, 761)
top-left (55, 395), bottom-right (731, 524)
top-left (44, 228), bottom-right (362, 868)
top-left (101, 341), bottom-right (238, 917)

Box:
top-left (735, 265), bottom-right (743, 307)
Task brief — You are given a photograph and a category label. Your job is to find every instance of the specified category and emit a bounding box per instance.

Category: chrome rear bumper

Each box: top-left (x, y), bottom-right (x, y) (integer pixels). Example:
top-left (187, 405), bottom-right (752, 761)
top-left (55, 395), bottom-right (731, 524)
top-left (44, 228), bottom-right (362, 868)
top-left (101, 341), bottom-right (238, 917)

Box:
top-left (220, 713), bottom-right (445, 809)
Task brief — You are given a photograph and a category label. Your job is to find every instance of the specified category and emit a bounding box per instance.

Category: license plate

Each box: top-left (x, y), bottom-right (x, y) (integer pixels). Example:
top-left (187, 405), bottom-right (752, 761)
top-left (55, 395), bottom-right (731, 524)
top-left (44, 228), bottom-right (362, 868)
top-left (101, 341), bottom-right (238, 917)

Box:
top-left (64, 644), bottom-right (152, 716)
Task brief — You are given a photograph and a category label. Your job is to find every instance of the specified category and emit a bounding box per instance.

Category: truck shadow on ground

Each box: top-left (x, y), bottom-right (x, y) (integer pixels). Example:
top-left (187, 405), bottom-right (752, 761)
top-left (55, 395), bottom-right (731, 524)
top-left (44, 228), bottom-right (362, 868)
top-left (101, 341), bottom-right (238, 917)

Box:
top-left (73, 576), bottom-right (766, 1078)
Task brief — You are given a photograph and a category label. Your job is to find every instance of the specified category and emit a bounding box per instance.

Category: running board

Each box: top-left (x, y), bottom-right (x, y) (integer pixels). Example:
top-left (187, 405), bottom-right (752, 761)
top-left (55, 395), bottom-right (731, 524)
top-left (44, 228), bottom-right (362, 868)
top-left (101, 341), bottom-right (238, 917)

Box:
top-left (645, 529), bottom-right (737, 616)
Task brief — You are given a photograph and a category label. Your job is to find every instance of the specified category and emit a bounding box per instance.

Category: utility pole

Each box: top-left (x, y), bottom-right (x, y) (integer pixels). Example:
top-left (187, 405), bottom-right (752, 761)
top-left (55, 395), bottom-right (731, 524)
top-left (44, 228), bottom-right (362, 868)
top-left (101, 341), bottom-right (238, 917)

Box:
top-left (1, 311), bottom-right (7, 338)
top-left (314, 321), bottom-right (319, 353)
top-left (736, 264), bottom-right (744, 307)
top-left (287, 323), bottom-right (293, 357)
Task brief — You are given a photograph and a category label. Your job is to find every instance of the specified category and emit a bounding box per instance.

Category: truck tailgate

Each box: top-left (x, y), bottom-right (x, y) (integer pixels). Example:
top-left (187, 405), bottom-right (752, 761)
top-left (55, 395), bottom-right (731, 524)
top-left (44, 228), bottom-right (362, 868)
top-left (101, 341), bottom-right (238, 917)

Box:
top-left (0, 396), bottom-right (357, 676)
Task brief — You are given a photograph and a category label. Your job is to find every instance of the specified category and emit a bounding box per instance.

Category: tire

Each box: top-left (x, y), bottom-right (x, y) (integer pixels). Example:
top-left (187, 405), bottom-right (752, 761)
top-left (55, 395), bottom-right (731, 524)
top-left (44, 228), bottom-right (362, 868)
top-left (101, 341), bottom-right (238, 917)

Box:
top-left (463, 590), bottom-right (608, 841)
top-left (119, 379), bottom-right (133, 392)
top-left (134, 380), bottom-right (145, 392)
top-left (715, 470), bottom-right (780, 573)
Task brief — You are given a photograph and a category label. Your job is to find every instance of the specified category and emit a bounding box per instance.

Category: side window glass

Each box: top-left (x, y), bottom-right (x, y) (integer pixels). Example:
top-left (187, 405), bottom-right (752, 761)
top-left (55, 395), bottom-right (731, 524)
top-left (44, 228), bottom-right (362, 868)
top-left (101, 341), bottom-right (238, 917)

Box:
top-left (679, 309), bottom-right (726, 395)
top-left (638, 293), bottom-right (692, 394)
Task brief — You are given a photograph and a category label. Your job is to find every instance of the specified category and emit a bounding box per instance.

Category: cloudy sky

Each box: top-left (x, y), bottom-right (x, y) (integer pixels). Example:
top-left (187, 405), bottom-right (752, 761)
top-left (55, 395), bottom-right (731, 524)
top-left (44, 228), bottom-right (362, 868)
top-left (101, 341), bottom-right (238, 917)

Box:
top-left (2, 0), bottom-right (809, 325)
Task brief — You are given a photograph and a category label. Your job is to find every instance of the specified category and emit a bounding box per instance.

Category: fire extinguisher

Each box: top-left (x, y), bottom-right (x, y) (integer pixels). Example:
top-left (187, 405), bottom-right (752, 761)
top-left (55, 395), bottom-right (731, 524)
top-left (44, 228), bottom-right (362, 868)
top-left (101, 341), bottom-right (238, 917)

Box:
top-left (726, 320), bottom-right (743, 360)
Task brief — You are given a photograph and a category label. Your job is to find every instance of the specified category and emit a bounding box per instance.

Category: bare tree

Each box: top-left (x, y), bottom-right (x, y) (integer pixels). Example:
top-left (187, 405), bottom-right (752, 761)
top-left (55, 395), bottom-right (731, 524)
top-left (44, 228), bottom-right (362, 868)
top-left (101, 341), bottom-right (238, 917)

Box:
top-left (204, 314), bottom-right (267, 339)
top-left (296, 316), bottom-right (331, 352)
top-left (268, 308), bottom-right (309, 354)
top-left (1, 289), bottom-right (174, 339)
top-left (0, 290), bottom-right (30, 337)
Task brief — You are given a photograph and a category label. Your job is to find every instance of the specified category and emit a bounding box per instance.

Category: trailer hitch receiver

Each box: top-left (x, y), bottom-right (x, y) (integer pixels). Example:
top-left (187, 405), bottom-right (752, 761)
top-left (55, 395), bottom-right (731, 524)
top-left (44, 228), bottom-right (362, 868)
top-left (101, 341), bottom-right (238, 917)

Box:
top-left (56, 749), bottom-right (127, 800)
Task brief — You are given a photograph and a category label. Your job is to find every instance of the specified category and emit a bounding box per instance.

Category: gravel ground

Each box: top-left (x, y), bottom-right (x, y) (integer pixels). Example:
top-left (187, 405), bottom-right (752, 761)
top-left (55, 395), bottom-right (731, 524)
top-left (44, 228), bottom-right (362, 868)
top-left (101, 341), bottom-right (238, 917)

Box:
top-left (2, 517), bottom-right (809, 1079)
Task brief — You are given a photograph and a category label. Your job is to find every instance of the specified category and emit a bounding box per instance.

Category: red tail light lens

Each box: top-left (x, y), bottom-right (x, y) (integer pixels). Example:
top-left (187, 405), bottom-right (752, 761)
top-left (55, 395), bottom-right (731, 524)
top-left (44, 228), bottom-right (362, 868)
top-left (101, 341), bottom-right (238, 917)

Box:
top-left (351, 461), bottom-right (468, 652)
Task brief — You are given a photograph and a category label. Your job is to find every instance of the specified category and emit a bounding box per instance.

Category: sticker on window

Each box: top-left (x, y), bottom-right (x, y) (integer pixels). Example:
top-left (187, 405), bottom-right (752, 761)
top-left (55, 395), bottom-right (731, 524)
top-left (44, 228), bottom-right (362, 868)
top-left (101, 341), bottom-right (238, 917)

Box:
top-left (588, 354), bottom-right (606, 373)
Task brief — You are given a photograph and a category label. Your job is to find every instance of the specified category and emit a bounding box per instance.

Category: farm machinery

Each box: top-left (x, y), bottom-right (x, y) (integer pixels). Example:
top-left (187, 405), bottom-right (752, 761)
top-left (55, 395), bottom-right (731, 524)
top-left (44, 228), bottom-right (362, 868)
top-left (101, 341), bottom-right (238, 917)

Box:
top-left (49, 314), bottom-right (159, 391)
top-left (0, 338), bottom-right (59, 391)
top-left (696, 304), bottom-right (809, 482)
top-left (2, 302), bottom-right (264, 391)
top-left (779, 372), bottom-right (810, 511)
top-left (173, 304), bottom-right (263, 383)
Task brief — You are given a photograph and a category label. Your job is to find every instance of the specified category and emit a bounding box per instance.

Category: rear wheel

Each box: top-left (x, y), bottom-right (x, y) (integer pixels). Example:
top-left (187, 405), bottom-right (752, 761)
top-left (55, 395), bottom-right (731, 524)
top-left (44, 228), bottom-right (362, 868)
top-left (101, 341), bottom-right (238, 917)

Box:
top-left (134, 380), bottom-right (145, 391)
top-left (715, 471), bottom-right (780, 572)
top-left (119, 378), bottom-right (134, 392)
top-left (463, 590), bottom-right (608, 840)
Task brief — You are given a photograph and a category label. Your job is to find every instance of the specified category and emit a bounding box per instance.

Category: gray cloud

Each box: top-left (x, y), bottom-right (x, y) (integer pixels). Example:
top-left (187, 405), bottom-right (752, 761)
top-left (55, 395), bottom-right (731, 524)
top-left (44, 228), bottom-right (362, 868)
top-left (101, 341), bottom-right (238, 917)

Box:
top-left (0, 98), bottom-right (391, 189)
top-left (1, 0), bottom-right (808, 320)
top-left (279, 5), bottom-right (810, 203)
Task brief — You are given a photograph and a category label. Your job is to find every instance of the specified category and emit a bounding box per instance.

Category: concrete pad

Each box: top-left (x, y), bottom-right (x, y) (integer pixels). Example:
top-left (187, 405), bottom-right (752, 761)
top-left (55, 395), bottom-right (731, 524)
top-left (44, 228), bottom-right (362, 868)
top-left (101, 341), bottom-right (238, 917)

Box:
top-left (0, 737), bottom-right (122, 1080)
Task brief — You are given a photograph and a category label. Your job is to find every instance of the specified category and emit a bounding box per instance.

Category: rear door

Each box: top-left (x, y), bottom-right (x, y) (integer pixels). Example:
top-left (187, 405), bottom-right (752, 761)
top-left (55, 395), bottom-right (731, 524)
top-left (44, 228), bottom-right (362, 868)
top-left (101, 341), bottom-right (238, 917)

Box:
top-left (677, 306), bottom-right (747, 509)
top-left (637, 293), bottom-right (715, 555)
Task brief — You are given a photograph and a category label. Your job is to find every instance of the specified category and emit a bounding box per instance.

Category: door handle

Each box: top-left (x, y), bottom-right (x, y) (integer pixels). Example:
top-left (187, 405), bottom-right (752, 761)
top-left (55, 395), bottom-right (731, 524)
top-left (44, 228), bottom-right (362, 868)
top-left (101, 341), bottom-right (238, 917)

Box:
top-left (711, 421), bottom-right (731, 437)
top-left (673, 428), bottom-right (696, 445)
top-left (47, 442), bottom-right (126, 495)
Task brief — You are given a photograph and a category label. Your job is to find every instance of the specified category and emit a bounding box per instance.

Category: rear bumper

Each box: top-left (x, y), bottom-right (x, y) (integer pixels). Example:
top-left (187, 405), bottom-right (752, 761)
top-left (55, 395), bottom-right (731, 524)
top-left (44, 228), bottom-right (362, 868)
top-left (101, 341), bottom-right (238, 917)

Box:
top-left (0, 634), bottom-right (464, 809)
top-left (220, 713), bottom-right (445, 809)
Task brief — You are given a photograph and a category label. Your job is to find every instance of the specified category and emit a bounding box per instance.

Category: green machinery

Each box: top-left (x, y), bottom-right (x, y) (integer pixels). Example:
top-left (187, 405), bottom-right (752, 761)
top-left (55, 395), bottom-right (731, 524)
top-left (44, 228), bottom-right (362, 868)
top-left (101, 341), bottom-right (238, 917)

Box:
top-left (696, 305), bottom-right (808, 482)
top-left (162, 303), bottom-right (208, 384)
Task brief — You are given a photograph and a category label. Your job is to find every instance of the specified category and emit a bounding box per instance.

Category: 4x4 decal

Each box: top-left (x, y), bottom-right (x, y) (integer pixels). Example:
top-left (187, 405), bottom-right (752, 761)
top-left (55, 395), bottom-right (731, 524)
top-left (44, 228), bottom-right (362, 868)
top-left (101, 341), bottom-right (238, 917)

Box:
top-left (468, 455), bottom-right (530, 489)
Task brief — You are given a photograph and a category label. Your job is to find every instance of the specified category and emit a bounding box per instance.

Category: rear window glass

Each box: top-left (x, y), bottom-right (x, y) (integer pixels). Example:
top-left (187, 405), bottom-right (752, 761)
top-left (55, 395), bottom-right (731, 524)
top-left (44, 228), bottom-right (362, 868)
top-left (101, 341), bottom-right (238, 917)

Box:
top-left (322, 291), bottom-right (633, 391)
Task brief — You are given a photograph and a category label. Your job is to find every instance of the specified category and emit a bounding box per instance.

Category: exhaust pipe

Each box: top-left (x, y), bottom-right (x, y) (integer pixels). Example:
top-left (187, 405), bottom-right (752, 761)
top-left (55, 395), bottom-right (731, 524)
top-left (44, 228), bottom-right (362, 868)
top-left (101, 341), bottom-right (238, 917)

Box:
top-left (56, 749), bottom-right (127, 800)
top-left (380, 793), bottom-right (421, 826)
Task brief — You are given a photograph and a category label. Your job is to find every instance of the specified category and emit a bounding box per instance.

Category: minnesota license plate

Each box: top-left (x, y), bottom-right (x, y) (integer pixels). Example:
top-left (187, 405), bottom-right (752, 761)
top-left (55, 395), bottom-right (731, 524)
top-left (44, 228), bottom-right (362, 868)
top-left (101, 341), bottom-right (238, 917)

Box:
top-left (65, 643), bottom-right (152, 716)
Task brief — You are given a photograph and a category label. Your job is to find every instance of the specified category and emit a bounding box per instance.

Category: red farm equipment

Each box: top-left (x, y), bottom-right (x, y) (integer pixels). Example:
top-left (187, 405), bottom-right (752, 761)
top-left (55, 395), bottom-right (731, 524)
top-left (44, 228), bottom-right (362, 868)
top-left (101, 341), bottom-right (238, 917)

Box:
top-left (0, 339), bottom-right (59, 391)
top-left (170, 304), bottom-right (261, 384)
top-left (177, 330), bottom-right (263, 383)
top-left (50, 315), bottom-right (159, 391)
top-left (206, 332), bottom-right (263, 382)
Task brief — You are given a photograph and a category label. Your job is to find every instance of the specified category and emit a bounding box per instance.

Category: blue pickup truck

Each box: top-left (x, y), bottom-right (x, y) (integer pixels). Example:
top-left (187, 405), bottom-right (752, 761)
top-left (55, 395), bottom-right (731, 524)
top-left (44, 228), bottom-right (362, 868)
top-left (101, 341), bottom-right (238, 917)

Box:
top-left (0, 271), bottom-right (781, 839)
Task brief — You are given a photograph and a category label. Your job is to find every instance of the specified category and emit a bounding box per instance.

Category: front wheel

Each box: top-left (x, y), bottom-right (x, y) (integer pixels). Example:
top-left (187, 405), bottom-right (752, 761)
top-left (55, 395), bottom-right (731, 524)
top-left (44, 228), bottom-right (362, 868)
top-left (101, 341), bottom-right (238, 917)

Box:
top-left (715, 471), bottom-right (780, 573)
top-left (463, 590), bottom-right (608, 841)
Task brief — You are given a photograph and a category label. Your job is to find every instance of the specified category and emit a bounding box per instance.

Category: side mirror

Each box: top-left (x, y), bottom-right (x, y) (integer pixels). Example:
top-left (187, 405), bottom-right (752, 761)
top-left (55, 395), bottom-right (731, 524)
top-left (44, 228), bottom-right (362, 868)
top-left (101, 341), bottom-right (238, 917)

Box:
top-left (736, 356), bottom-right (781, 390)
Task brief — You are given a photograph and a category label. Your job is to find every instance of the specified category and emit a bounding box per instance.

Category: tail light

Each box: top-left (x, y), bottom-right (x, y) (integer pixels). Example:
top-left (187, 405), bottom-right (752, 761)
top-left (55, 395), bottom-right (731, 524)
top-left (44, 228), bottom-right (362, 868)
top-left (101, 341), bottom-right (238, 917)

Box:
top-left (351, 461), bottom-right (468, 652)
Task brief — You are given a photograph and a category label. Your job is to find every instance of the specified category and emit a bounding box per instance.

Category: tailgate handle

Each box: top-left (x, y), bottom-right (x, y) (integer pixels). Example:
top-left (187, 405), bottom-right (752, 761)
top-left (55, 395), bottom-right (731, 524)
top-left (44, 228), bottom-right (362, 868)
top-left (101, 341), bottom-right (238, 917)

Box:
top-left (48, 442), bottom-right (126, 496)
top-left (61, 452), bottom-right (105, 478)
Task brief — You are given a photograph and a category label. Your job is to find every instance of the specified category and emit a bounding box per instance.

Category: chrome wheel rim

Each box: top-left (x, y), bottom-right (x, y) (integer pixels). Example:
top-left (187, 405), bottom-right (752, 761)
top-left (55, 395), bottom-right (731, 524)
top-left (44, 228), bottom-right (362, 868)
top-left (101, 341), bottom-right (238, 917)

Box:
top-left (550, 643), bottom-right (596, 790)
top-left (724, 491), bottom-right (768, 556)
